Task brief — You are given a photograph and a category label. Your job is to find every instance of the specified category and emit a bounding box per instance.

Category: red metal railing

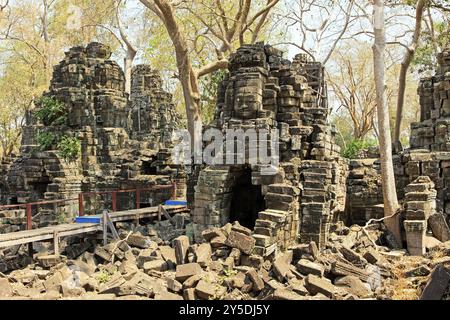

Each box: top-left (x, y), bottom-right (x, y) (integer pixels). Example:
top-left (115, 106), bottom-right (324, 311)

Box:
top-left (0, 182), bottom-right (177, 231)
top-left (77, 183), bottom-right (176, 216)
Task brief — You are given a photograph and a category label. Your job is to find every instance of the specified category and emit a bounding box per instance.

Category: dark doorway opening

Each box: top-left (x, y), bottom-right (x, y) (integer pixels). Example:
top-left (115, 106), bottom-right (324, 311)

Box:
top-left (9, 196), bottom-right (18, 205)
top-left (141, 160), bottom-right (157, 175)
top-left (229, 167), bottom-right (265, 229)
top-left (29, 175), bottom-right (50, 201)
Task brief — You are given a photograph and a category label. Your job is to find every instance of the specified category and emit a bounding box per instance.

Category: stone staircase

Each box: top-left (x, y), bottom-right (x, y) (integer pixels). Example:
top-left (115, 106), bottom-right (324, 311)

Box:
top-left (252, 183), bottom-right (300, 256)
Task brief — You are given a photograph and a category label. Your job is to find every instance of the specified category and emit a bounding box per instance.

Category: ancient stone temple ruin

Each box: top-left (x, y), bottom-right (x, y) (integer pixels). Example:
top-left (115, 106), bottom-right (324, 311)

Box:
top-left (2, 41), bottom-right (449, 260)
top-left (2, 42), bottom-right (184, 228)
top-left (191, 44), bottom-right (347, 253)
top-left (346, 48), bottom-right (450, 254)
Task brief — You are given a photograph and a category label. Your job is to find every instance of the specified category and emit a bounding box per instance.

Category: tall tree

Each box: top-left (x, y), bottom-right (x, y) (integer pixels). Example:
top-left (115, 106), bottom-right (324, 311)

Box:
top-left (372, 0), bottom-right (401, 243)
top-left (393, 0), bottom-right (428, 147)
top-left (275, 0), bottom-right (356, 65)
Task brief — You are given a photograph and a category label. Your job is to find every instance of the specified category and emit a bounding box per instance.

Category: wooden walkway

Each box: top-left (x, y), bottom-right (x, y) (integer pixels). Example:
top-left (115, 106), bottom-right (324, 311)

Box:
top-left (0, 205), bottom-right (187, 249)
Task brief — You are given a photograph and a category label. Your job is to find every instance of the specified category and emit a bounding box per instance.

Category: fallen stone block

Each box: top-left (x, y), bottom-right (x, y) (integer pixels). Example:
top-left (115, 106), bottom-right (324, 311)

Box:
top-left (338, 246), bottom-right (367, 267)
top-left (61, 284), bottom-right (85, 298)
top-left (155, 291), bottom-right (183, 300)
top-left (428, 214), bottom-right (450, 242)
top-left (425, 235), bottom-right (442, 251)
top-left (44, 272), bottom-right (63, 292)
top-left (223, 256), bottom-right (235, 270)
top-left (334, 276), bottom-right (372, 298)
top-left (99, 271), bottom-right (127, 291)
top-left (195, 243), bottom-right (212, 267)
top-left (229, 248), bottom-right (242, 265)
top-left (304, 274), bottom-right (334, 298)
top-left (404, 265), bottom-right (431, 277)
top-left (272, 288), bottom-right (304, 300)
top-left (296, 259), bottom-right (324, 277)
top-left (35, 254), bottom-right (62, 268)
top-left (127, 233), bottom-right (152, 249)
top-left (195, 280), bottom-right (226, 300)
top-left (231, 223), bottom-right (252, 236)
top-left (94, 247), bottom-right (112, 262)
top-left (241, 254), bottom-right (264, 269)
top-left (159, 246), bottom-right (177, 265)
top-left (331, 260), bottom-right (370, 282)
top-left (183, 288), bottom-right (196, 300)
top-left (65, 242), bottom-right (92, 259)
top-left (288, 278), bottom-right (308, 296)
top-left (176, 263), bottom-right (202, 283)
top-left (210, 236), bottom-right (228, 248)
top-left (226, 272), bottom-right (246, 289)
top-left (362, 248), bottom-right (381, 264)
top-left (118, 259), bottom-right (139, 276)
top-left (202, 228), bottom-right (226, 242)
top-left (0, 278), bottom-right (12, 297)
top-left (225, 231), bottom-right (255, 255)
top-left (143, 260), bottom-right (167, 273)
top-left (273, 251), bottom-right (293, 282)
top-left (174, 235), bottom-right (190, 265)
top-left (246, 268), bottom-right (265, 292)
top-left (309, 241), bottom-right (319, 260)
top-left (182, 274), bottom-right (203, 289)
top-left (166, 278), bottom-right (183, 293)
top-left (420, 264), bottom-right (450, 300)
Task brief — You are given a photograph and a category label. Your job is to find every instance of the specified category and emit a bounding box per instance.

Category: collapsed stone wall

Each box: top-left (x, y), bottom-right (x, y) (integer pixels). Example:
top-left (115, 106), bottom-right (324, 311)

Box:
top-left (345, 48), bottom-right (450, 251)
top-left (191, 43), bottom-right (347, 253)
top-left (3, 42), bottom-right (185, 227)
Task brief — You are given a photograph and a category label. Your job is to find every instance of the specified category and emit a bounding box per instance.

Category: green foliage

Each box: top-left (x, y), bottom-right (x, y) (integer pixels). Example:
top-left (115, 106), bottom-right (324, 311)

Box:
top-left (200, 70), bottom-right (226, 124)
top-left (35, 97), bottom-right (67, 126)
top-left (37, 131), bottom-right (81, 162)
top-left (412, 22), bottom-right (450, 74)
top-left (96, 270), bottom-right (112, 284)
top-left (56, 210), bottom-right (68, 224)
top-left (342, 139), bottom-right (377, 159)
top-left (57, 136), bottom-right (81, 161)
top-left (36, 131), bottom-right (58, 151)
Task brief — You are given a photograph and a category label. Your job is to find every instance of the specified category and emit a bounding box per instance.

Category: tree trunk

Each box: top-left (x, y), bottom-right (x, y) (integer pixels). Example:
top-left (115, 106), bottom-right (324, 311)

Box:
top-left (124, 48), bottom-right (136, 95)
top-left (372, 0), bottom-right (401, 243)
top-left (42, 0), bottom-right (50, 83)
top-left (393, 0), bottom-right (427, 145)
top-left (152, 0), bottom-right (202, 150)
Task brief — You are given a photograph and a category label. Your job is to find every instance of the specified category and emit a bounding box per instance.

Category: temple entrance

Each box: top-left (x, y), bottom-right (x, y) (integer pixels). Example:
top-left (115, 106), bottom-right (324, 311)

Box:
top-left (141, 159), bottom-right (157, 175)
top-left (229, 167), bottom-right (265, 229)
top-left (29, 173), bottom-right (50, 202)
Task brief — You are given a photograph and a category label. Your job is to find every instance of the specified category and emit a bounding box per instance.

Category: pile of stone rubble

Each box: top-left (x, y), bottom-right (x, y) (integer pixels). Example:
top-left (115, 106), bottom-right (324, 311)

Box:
top-left (0, 219), bottom-right (448, 300)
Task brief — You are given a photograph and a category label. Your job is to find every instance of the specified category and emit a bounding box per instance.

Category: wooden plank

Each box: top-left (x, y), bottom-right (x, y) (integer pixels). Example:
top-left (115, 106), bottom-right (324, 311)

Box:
top-left (102, 211), bottom-right (108, 246)
top-left (160, 205), bottom-right (175, 225)
top-left (53, 231), bottom-right (59, 255)
top-left (0, 205), bottom-right (187, 249)
top-left (106, 212), bottom-right (119, 240)
top-left (0, 224), bottom-right (101, 248)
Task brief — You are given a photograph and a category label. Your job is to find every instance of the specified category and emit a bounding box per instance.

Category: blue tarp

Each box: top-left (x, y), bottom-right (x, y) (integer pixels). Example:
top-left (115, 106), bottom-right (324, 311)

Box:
top-left (75, 216), bottom-right (101, 224)
top-left (164, 200), bottom-right (187, 206)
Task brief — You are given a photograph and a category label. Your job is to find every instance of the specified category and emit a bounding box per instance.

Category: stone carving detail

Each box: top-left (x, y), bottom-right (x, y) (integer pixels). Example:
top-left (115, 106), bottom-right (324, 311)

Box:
top-left (192, 43), bottom-right (347, 251)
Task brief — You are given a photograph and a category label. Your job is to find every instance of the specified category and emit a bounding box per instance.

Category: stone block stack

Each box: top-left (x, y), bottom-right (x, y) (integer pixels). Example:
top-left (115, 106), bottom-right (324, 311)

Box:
top-left (404, 176), bottom-right (437, 256)
top-left (253, 183), bottom-right (300, 255)
top-left (2, 42), bottom-right (184, 229)
top-left (0, 209), bottom-right (26, 233)
top-left (410, 48), bottom-right (450, 151)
